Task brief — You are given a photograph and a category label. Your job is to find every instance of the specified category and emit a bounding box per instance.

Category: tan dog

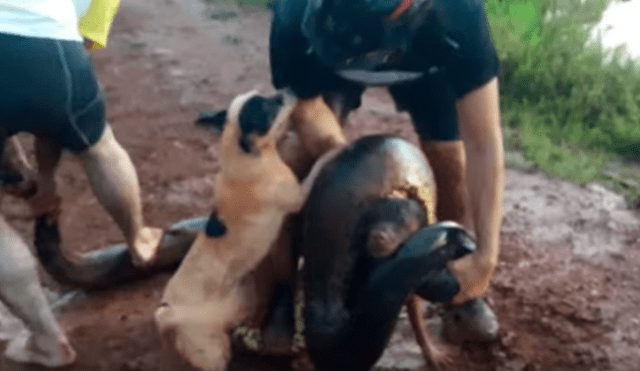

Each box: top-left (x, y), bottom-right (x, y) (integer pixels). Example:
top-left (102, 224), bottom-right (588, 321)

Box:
top-left (154, 89), bottom-right (304, 371)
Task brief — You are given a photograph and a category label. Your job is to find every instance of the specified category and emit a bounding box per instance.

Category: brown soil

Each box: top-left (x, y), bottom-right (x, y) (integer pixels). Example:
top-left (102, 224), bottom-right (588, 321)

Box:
top-left (1, 0), bottom-right (640, 370)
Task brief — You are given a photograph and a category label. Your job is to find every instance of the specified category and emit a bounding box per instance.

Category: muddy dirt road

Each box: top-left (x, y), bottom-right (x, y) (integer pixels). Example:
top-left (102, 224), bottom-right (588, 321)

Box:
top-left (1, 0), bottom-right (640, 370)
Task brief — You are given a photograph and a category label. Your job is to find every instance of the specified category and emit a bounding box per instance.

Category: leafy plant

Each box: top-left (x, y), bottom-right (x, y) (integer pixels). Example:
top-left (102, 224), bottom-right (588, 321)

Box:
top-left (487, 0), bottom-right (640, 183)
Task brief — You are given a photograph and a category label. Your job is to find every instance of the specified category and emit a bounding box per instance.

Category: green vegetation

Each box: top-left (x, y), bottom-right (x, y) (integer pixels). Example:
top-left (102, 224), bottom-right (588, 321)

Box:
top-left (232, 0), bottom-right (276, 8)
top-left (236, 0), bottom-right (275, 8)
top-left (487, 0), bottom-right (640, 189)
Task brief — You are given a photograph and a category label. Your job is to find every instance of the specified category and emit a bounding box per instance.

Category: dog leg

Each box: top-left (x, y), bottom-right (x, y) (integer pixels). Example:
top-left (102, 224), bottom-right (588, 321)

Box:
top-left (156, 314), bottom-right (232, 371)
top-left (155, 290), bottom-right (240, 371)
top-left (154, 312), bottom-right (201, 371)
top-left (232, 218), bottom-right (298, 356)
top-left (406, 295), bottom-right (451, 370)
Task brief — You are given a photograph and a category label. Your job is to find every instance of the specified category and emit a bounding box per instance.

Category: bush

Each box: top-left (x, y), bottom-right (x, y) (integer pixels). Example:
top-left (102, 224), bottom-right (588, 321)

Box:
top-left (487, 0), bottom-right (640, 182)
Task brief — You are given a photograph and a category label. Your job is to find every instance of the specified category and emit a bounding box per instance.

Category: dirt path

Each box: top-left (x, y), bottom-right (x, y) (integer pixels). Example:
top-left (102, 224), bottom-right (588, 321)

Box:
top-left (1, 1), bottom-right (639, 370)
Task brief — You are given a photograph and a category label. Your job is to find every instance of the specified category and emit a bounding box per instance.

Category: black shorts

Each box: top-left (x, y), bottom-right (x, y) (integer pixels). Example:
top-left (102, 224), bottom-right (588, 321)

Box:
top-left (0, 32), bottom-right (107, 153)
top-left (272, 51), bottom-right (462, 142)
top-left (275, 63), bottom-right (463, 142)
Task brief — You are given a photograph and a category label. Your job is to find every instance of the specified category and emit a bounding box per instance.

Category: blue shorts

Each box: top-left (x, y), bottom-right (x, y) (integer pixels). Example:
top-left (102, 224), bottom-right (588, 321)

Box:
top-left (0, 32), bottom-right (107, 153)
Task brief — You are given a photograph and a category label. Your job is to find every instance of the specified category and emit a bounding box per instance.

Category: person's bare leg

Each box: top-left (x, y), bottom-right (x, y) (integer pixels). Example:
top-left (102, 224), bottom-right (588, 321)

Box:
top-left (420, 140), bottom-right (473, 231)
top-left (281, 97), bottom-right (348, 180)
top-left (406, 295), bottom-right (450, 370)
top-left (78, 125), bottom-right (162, 267)
top-left (422, 140), bottom-right (500, 343)
top-left (0, 216), bottom-right (76, 367)
top-left (0, 135), bottom-right (37, 199)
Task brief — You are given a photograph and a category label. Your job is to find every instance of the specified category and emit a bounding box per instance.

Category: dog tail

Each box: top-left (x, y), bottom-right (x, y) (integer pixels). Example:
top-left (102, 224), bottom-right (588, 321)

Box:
top-left (196, 110), bottom-right (227, 135)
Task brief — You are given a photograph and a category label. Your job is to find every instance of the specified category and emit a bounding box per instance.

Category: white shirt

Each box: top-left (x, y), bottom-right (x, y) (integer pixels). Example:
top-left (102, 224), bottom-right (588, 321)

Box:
top-left (72, 0), bottom-right (92, 19)
top-left (0, 0), bottom-right (82, 41)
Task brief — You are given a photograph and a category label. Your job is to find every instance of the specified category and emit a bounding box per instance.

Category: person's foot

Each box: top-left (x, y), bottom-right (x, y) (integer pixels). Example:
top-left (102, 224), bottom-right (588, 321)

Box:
top-left (421, 338), bottom-right (452, 371)
top-left (130, 227), bottom-right (164, 268)
top-left (4, 332), bottom-right (77, 368)
top-left (441, 299), bottom-right (500, 344)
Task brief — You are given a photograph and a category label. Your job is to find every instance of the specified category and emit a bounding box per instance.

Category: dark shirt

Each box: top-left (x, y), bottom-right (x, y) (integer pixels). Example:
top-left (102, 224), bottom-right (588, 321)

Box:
top-left (270, 0), bottom-right (500, 99)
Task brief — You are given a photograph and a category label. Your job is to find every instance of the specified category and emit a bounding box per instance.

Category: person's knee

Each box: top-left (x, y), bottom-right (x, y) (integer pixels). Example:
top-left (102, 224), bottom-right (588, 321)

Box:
top-left (0, 218), bottom-right (39, 281)
top-left (81, 124), bottom-right (116, 154)
top-left (421, 140), bottom-right (471, 226)
top-left (78, 125), bottom-right (126, 167)
top-left (422, 140), bottom-right (466, 168)
top-left (411, 110), bottom-right (460, 143)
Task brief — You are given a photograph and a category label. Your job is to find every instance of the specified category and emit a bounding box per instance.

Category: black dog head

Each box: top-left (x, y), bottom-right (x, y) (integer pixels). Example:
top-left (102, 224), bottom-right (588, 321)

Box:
top-left (236, 93), bottom-right (285, 153)
top-left (196, 89), bottom-right (297, 154)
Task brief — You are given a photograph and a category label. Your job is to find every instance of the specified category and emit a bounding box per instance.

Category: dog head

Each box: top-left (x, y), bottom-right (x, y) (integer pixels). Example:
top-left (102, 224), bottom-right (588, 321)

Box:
top-left (197, 89), bottom-right (297, 154)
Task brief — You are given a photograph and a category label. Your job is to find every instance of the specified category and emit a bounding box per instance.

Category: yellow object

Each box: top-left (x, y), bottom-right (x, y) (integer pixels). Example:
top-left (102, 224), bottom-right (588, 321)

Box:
top-left (78, 0), bottom-right (121, 50)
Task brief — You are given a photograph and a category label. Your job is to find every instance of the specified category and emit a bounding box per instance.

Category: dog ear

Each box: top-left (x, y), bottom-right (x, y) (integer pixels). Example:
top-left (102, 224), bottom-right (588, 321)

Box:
top-left (196, 110), bottom-right (227, 136)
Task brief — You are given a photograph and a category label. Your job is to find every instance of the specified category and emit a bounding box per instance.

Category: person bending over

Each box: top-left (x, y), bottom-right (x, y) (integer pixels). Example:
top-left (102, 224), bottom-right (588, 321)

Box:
top-left (269, 0), bottom-right (505, 340)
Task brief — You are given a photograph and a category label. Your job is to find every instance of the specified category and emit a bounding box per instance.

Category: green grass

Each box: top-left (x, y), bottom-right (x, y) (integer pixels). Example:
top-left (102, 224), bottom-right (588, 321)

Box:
top-left (237, 0), bottom-right (275, 7)
top-left (487, 0), bottom-right (640, 190)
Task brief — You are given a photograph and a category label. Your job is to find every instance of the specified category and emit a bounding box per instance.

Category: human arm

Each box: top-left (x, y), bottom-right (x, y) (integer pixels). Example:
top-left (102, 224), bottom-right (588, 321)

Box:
top-left (448, 77), bottom-right (504, 305)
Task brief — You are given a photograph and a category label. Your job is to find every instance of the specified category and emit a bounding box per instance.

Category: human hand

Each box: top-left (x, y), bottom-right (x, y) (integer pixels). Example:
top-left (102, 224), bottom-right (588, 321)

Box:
top-left (447, 251), bottom-right (497, 306)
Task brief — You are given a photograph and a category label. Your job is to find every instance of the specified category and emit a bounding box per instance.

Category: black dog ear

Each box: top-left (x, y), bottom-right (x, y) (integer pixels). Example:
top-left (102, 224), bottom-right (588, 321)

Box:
top-left (237, 95), bottom-right (284, 153)
top-left (195, 110), bottom-right (227, 136)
